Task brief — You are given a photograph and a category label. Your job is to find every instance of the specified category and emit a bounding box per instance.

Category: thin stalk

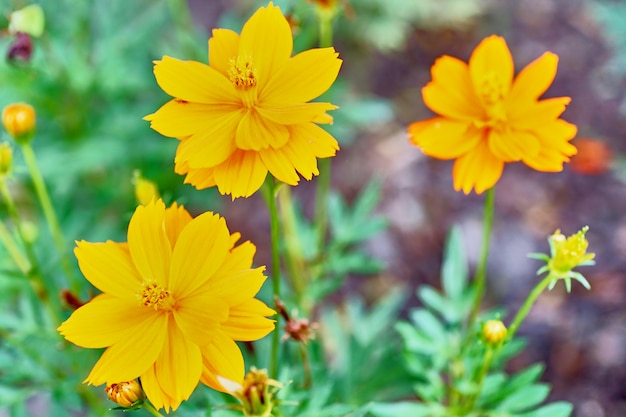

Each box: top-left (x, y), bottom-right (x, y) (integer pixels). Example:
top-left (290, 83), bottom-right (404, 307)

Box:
top-left (462, 346), bottom-right (494, 413)
top-left (468, 187), bottom-right (495, 326)
top-left (313, 12), bottom-right (334, 254)
top-left (143, 402), bottom-right (166, 417)
top-left (299, 343), bottom-right (312, 388)
top-left (0, 218), bottom-right (29, 274)
top-left (507, 274), bottom-right (553, 341)
top-left (20, 142), bottom-right (77, 290)
top-left (263, 176), bottom-right (282, 378)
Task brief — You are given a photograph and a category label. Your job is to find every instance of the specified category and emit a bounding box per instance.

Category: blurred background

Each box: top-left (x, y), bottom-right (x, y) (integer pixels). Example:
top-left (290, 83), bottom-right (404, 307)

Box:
top-left (1, 0), bottom-right (625, 416)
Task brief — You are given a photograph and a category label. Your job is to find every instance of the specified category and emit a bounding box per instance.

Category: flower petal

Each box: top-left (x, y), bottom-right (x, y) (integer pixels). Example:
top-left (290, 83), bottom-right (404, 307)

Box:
top-left (256, 103), bottom-right (338, 126)
top-left (176, 161), bottom-right (218, 190)
top-left (213, 150), bottom-right (268, 198)
top-left (452, 140), bottom-right (504, 194)
top-left (176, 108), bottom-right (244, 168)
top-left (509, 97), bottom-right (571, 129)
top-left (153, 319), bottom-right (202, 406)
top-left (174, 295), bottom-right (229, 346)
top-left (469, 35), bottom-right (514, 105)
top-left (128, 200), bottom-right (171, 285)
top-left (74, 240), bottom-right (140, 299)
top-left (208, 28), bottom-right (240, 78)
top-left (58, 294), bottom-right (148, 348)
top-left (239, 3), bottom-right (292, 93)
top-left (152, 56), bottom-right (239, 104)
top-left (235, 108), bottom-right (289, 150)
top-left (200, 330), bottom-right (245, 391)
top-left (210, 267), bottom-right (267, 306)
top-left (141, 364), bottom-right (181, 412)
top-left (408, 117), bottom-right (480, 159)
top-left (169, 211), bottom-right (231, 298)
top-left (290, 123), bottom-right (340, 158)
top-left (422, 55), bottom-right (485, 121)
top-left (222, 298), bottom-right (275, 341)
top-left (261, 47), bottom-right (342, 104)
top-left (488, 129), bottom-right (540, 162)
top-left (85, 311), bottom-right (167, 385)
top-left (144, 99), bottom-right (241, 139)
top-left (522, 119), bottom-right (577, 171)
top-left (507, 52), bottom-right (558, 103)
top-left (164, 202), bottom-right (192, 249)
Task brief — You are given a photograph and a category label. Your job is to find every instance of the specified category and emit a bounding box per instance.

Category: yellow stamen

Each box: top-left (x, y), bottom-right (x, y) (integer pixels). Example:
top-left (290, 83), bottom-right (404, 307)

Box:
top-left (229, 55), bottom-right (257, 90)
top-left (139, 281), bottom-right (175, 311)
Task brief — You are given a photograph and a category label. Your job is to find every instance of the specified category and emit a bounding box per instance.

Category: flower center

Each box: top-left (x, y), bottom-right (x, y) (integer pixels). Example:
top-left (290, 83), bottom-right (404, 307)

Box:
top-left (138, 281), bottom-right (175, 311)
top-left (228, 55), bottom-right (257, 90)
top-left (475, 71), bottom-right (508, 131)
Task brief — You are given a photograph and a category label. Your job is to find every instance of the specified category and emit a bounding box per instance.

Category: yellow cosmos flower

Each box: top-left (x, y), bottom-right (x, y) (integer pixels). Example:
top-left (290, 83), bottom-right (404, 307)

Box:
top-left (57, 200), bottom-right (275, 412)
top-left (145, 2), bottom-right (342, 199)
top-left (408, 35), bottom-right (577, 194)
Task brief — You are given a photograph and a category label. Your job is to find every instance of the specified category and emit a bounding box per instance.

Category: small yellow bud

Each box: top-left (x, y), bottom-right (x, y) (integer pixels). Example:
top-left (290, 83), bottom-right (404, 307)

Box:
top-left (0, 142), bottom-right (13, 177)
top-left (105, 380), bottom-right (146, 408)
top-left (2, 103), bottom-right (36, 144)
top-left (548, 226), bottom-right (595, 277)
top-left (219, 367), bottom-right (282, 417)
top-left (483, 320), bottom-right (507, 345)
top-left (132, 170), bottom-right (160, 206)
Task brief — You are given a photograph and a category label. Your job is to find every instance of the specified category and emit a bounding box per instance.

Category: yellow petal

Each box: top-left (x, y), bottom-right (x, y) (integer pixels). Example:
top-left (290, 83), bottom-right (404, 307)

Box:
top-left (289, 123), bottom-right (339, 158)
top-left (220, 240), bottom-right (256, 273)
top-left (256, 102), bottom-right (338, 126)
top-left (141, 364), bottom-right (181, 412)
top-left (74, 240), bottom-right (141, 299)
top-left (85, 312), bottom-right (168, 385)
top-left (469, 35), bottom-right (514, 105)
top-left (153, 320), bottom-right (202, 405)
top-left (144, 99), bottom-right (241, 139)
top-left (200, 330), bottom-right (245, 391)
top-left (222, 298), bottom-right (275, 341)
top-left (408, 117), bottom-right (480, 159)
top-left (169, 212), bottom-right (231, 298)
top-left (235, 108), bottom-right (289, 150)
top-left (176, 108), bottom-right (244, 168)
top-left (509, 97), bottom-right (571, 129)
top-left (164, 202), bottom-right (192, 249)
top-left (239, 3), bottom-right (292, 92)
top-left (153, 56), bottom-right (239, 104)
top-left (58, 294), bottom-right (148, 348)
top-left (261, 47), bottom-right (342, 104)
top-left (128, 200), bottom-right (172, 285)
top-left (488, 129), bottom-right (539, 162)
top-left (208, 28), bottom-right (240, 78)
top-left (213, 150), bottom-right (268, 198)
top-left (507, 52), bottom-right (558, 103)
top-left (211, 267), bottom-right (267, 306)
top-left (174, 295), bottom-right (228, 346)
top-left (452, 141), bottom-right (504, 194)
top-left (422, 55), bottom-right (484, 121)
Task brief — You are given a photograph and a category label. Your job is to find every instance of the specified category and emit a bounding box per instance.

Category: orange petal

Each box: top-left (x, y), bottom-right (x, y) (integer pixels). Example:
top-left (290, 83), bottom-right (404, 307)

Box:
top-left (452, 140), bottom-right (504, 194)
top-left (408, 117), bottom-right (480, 159)
top-left (260, 47), bottom-right (342, 104)
top-left (163, 202), bottom-right (192, 249)
top-left (222, 298), bottom-right (275, 341)
top-left (422, 56), bottom-right (484, 121)
top-left (169, 212), bottom-right (231, 298)
top-left (238, 3), bottom-right (292, 92)
top-left (74, 241), bottom-right (140, 299)
top-left (152, 56), bottom-right (239, 104)
top-left (208, 28), bottom-right (240, 78)
top-left (469, 35), bottom-right (514, 106)
top-left (235, 109), bottom-right (289, 150)
top-left (127, 200), bottom-right (172, 285)
top-left (213, 150), bottom-right (268, 198)
top-left (522, 119), bottom-right (577, 172)
top-left (200, 330), bottom-right (245, 391)
top-left (488, 129), bottom-right (539, 162)
top-left (508, 52), bottom-right (558, 104)
top-left (509, 97), bottom-right (571, 129)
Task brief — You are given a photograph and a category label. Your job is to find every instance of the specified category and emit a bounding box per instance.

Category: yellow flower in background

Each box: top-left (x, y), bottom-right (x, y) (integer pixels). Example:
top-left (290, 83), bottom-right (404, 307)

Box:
top-left (2, 102), bottom-right (36, 144)
top-left (145, 2), bottom-right (342, 198)
top-left (408, 35), bottom-right (577, 194)
top-left (58, 200), bottom-right (275, 412)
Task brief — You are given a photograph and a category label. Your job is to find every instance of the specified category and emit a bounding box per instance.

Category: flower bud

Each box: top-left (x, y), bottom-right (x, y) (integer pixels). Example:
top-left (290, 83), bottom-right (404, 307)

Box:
top-left (482, 320), bottom-right (507, 345)
top-left (547, 226), bottom-right (595, 277)
top-left (2, 103), bottom-right (36, 144)
top-left (9, 4), bottom-right (45, 38)
top-left (0, 142), bottom-right (13, 177)
top-left (105, 380), bottom-right (146, 408)
top-left (132, 170), bottom-right (160, 206)
top-left (219, 367), bottom-right (282, 417)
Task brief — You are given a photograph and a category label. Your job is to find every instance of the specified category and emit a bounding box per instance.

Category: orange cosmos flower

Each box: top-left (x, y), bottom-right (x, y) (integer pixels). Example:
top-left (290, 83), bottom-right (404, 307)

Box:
top-left (58, 200), bottom-right (275, 412)
top-left (145, 2), bottom-right (342, 198)
top-left (408, 35), bottom-right (577, 194)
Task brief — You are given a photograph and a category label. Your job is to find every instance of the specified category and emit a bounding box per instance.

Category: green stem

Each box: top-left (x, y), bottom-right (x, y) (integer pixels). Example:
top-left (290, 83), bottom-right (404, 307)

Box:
top-left (21, 142), bottom-right (77, 291)
top-left (463, 346), bottom-right (494, 413)
top-left (507, 274), bottom-right (553, 341)
top-left (166, 0), bottom-right (199, 59)
top-left (0, 217), bottom-right (30, 274)
top-left (468, 187), bottom-right (495, 327)
top-left (263, 176), bottom-right (282, 378)
top-left (143, 402), bottom-right (166, 417)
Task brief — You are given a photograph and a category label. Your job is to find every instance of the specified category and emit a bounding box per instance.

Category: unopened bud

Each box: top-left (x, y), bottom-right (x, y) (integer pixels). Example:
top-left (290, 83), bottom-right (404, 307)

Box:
top-left (132, 170), bottom-right (160, 206)
top-left (105, 380), bottom-right (145, 408)
top-left (482, 320), bottom-right (507, 345)
top-left (2, 103), bottom-right (36, 144)
top-left (9, 4), bottom-right (45, 38)
top-left (0, 142), bottom-right (13, 177)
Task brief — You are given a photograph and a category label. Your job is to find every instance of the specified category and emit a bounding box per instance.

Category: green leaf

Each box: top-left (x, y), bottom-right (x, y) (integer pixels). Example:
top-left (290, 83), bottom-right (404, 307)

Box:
top-left (442, 226), bottom-right (469, 301)
top-left (496, 384), bottom-right (550, 413)
top-left (369, 401), bottom-right (435, 417)
top-left (517, 402), bottom-right (573, 417)
top-left (409, 309), bottom-right (447, 343)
